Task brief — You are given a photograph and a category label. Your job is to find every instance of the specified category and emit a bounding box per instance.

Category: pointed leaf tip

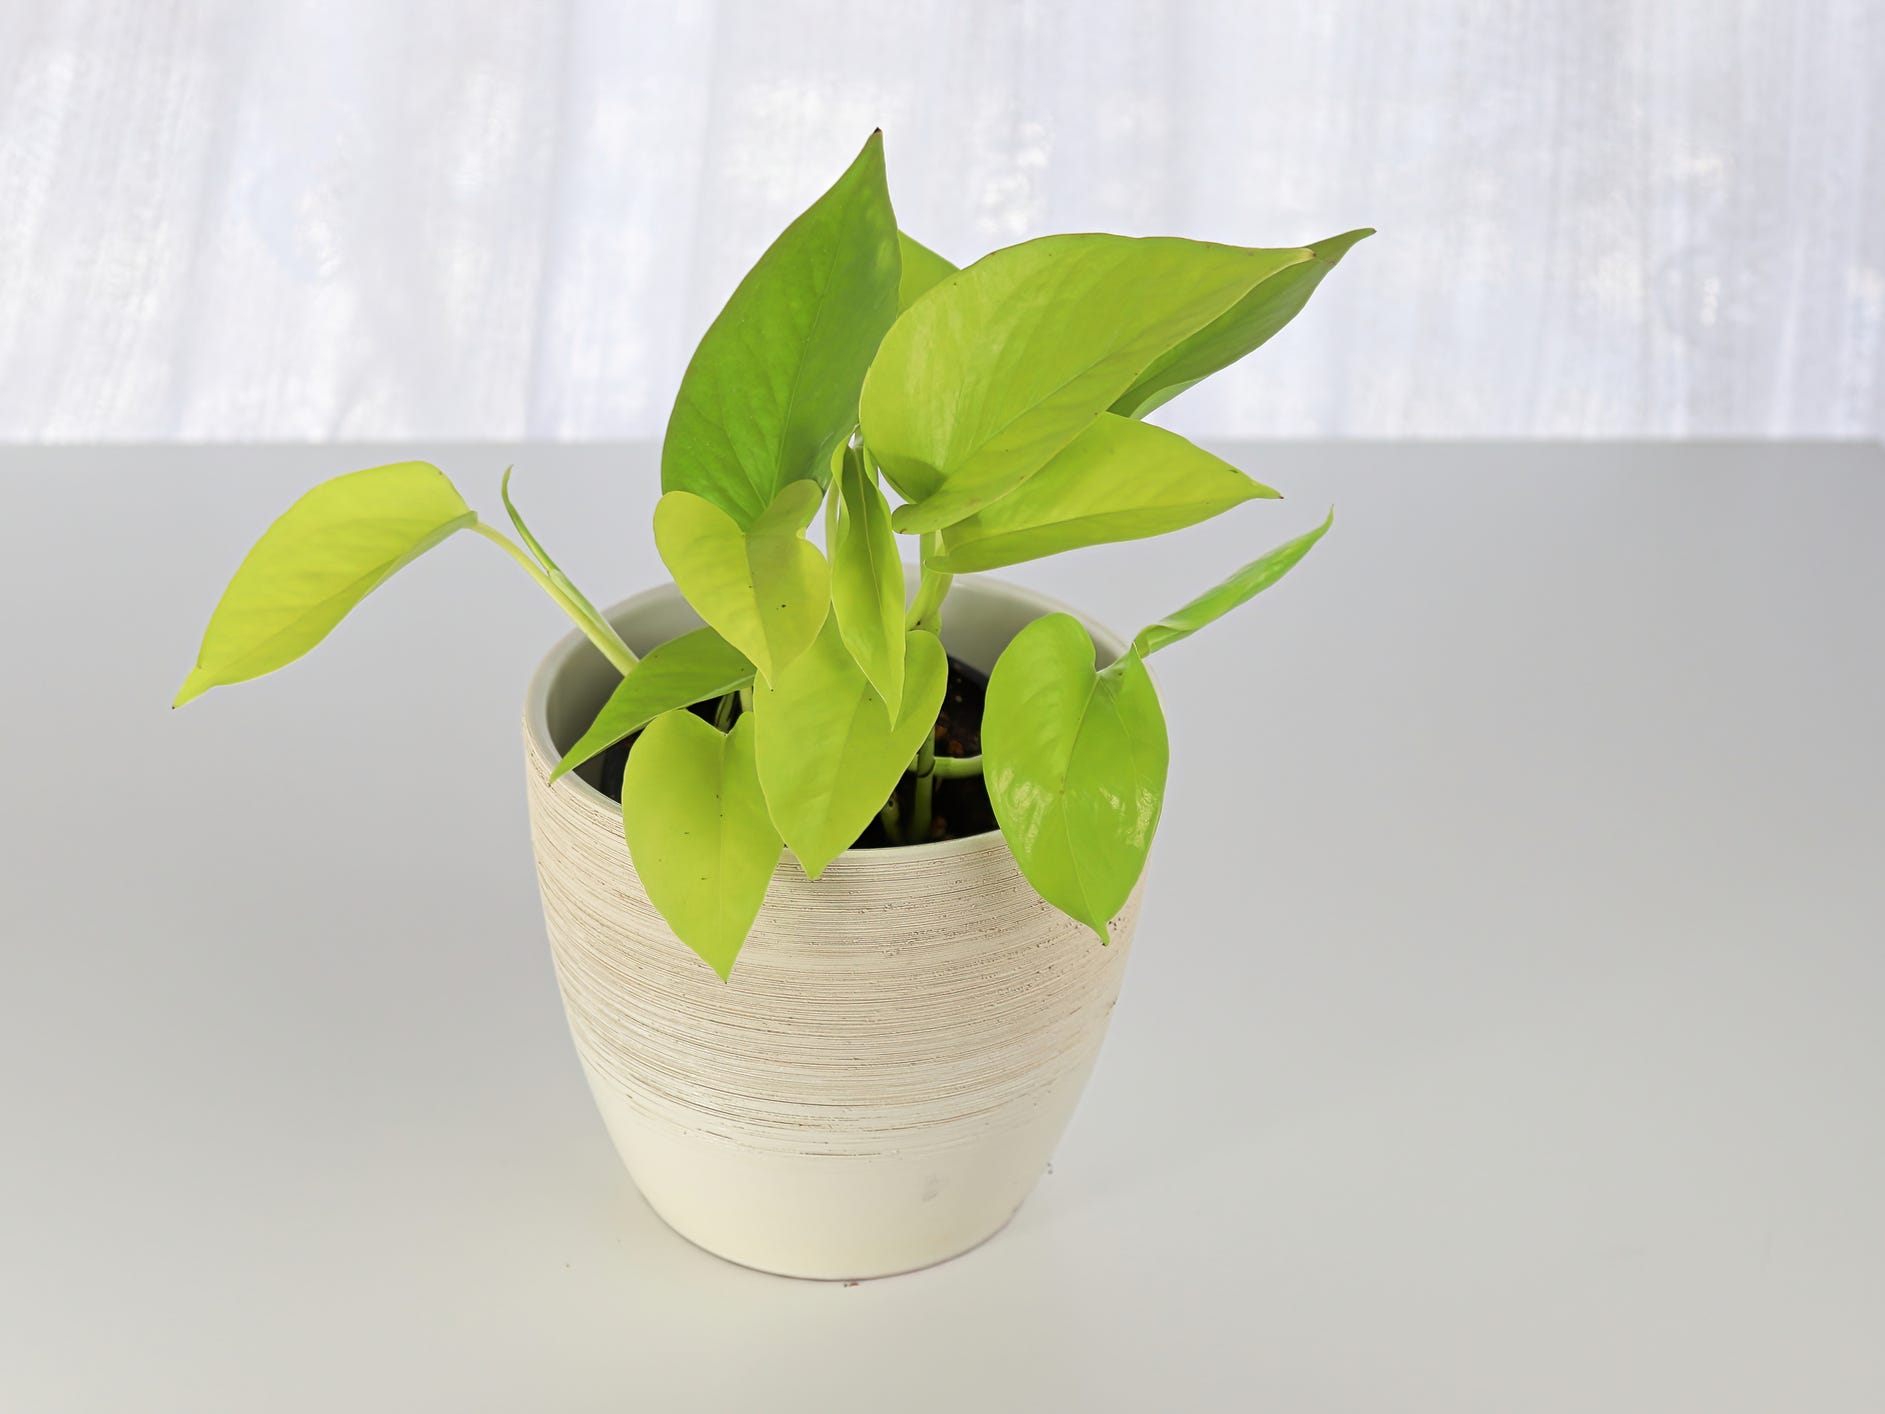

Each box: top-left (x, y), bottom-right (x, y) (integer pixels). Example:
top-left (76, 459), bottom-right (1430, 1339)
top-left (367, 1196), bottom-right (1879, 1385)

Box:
top-left (171, 672), bottom-right (208, 709)
top-left (1310, 228), bottom-right (1375, 263)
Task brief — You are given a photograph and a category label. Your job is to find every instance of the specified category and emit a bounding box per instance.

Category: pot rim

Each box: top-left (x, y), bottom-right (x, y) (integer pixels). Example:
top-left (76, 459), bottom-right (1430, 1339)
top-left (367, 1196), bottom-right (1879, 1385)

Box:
top-left (523, 572), bottom-right (1131, 864)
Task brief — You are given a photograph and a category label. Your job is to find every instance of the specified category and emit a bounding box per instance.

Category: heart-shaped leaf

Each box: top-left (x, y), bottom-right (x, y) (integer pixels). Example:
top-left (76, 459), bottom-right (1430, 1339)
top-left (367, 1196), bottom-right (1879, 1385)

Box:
top-left (753, 618), bottom-right (947, 879)
top-left (620, 711), bottom-right (780, 980)
top-left (1134, 510), bottom-right (1334, 658)
top-left (982, 614), bottom-right (1169, 937)
top-left (897, 231), bottom-right (957, 309)
top-left (174, 461), bottom-right (474, 707)
top-left (654, 481), bottom-right (830, 684)
top-left (661, 131), bottom-right (901, 528)
top-left (860, 234), bottom-right (1301, 534)
top-left (551, 627), bottom-right (754, 783)
top-left (1112, 228), bottom-right (1374, 419)
top-left (828, 445), bottom-right (906, 710)
top-left (928, 413), bottom-right (1276, 573)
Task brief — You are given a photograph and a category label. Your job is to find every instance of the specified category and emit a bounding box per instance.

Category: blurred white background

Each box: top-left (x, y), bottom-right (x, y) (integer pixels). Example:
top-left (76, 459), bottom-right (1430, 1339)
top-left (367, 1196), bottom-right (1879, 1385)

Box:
top-left (1, 0), bottom-right (1880, 443)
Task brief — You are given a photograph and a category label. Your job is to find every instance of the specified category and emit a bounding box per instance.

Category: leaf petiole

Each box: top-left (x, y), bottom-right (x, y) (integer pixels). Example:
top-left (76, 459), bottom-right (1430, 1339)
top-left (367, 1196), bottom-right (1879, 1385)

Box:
top-left (471, 520), bottom-right (639, 676)
top-left (928, 753), bottom-right (982, 779)
top-left (907, 725), bottom-right (938, 841)
top-left (905, 531), bottom-right (954, 634)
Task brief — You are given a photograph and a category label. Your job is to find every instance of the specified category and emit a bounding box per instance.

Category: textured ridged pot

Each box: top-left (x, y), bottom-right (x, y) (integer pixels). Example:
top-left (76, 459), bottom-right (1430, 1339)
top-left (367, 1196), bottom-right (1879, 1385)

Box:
top-left (524, 577), bottom-right (1139, 1279)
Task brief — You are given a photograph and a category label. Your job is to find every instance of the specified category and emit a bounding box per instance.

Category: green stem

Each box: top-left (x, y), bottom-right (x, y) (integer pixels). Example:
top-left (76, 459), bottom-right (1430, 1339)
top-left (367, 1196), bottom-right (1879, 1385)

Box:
top-left (878, 793), bottom-right (903, 842)
top-left (712, 691), bottom-right (736, 731)
top-left (472, 521), bottom-right (639, 676)
top-left (929, 754), bottom-right (982, 779)
top-left (908, 729), bottom-right (938, 842)
top-left (902, 529), bottom-right (959, 842)
top-left (905, 531), bottom-right (954, 634)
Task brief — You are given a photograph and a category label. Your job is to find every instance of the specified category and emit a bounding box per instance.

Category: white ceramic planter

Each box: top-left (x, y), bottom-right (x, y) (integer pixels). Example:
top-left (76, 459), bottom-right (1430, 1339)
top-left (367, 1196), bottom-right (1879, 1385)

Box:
top-left (522, 576), bottom-right (1140, 1280)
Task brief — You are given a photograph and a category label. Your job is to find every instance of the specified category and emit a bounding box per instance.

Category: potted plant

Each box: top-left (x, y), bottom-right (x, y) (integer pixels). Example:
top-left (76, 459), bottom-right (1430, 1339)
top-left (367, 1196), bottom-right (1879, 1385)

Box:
top-left (175, 131), bottom-right (1368, 1280)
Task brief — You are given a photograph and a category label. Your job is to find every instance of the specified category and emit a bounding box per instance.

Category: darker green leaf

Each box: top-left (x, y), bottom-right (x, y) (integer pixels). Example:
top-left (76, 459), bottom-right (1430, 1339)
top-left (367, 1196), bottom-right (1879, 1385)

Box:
top-left (661, 132), bottom-right (901, 527)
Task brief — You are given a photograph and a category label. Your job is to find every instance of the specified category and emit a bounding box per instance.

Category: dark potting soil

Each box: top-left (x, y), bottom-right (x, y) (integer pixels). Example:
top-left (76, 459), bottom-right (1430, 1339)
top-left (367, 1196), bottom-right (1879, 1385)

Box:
top-left (591, 655), bottom-right (997, 848)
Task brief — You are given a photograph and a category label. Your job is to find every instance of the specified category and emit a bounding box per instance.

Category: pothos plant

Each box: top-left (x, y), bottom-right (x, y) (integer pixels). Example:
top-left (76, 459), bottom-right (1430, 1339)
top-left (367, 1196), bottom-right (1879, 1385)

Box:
top-left (176, 132), bottom-right (1368, 980)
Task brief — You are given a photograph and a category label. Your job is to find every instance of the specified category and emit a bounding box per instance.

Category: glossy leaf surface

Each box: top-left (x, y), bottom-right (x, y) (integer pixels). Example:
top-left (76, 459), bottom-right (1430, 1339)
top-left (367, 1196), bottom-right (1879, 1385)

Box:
top-left (1133, 510), bottom-right (1334, 658)
top-left (174, 462), bottom-right (474, 707)
top-left (753, 618), bottom-right (947, 879)
top-left (620, 711), bottom-right (779, 980)
top-left (860, 234), bottom-right (1294, 534)
top-left (551, 627), bottom-right (754, 783)
top-left (827, 445), bottom-right (906, 710)
top-left (653, 481), bottom-right (830, 684)
top-left (982, 614), bottom-right (1169, 937)
top-left (660, 132), bottom-right (900, 527)
top-left (1112, 228), bottom-right (1375, 419)
top-left (928, 413), bottom-right (1276, 573)
top-left (896, 231), bottom-right (956, 309)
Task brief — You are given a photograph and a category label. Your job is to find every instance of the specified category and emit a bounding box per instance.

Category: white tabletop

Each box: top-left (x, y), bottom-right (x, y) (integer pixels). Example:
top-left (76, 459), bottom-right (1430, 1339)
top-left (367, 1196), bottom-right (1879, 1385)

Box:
top-left (3, 442), bottom-right (1881, 1412)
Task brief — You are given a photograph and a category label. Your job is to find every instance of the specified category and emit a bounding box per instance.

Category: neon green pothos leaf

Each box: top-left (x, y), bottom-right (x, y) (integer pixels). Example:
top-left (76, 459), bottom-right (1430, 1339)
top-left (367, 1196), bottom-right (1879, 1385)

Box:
top-left (927, 413), bottom-right (1276, 573)
top-left (753, 618), bottom-right (947, 879)
top-left (828, 445), bottom-right (906, 710)
top-left (1133, 510), bottom-right (1334, 658)
top-left (551, 627), bottom-right (754, 783)
top-left (660, 131), bottom-right (901, 527)
top-left (174, 461), bottom-right (475, 707)
top-left (983, 615), bottom-right (1169, 937)
top-left (897, 231), bottom-right (957, 309)
top-left (620, 711), bottom-right (780, 981)
top-left (1112, 228), bottom-right (1374, 419)
top-left (860, 234), bottom-right (1304, 534)
top-left (653, 481), bottom-right (830, 684)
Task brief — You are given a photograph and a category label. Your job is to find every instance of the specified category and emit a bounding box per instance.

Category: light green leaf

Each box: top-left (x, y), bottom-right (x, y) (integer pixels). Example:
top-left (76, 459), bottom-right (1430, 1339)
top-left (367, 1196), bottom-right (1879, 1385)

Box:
top-left (551, 627), bottom-right (754, 783)
top-left (1113, 228), bottom-right (1374, 419)
top-left (174, 462), bottom-right (474, 707)
top-left (753, 618), bottom-right (947, 879)
top-left (653, 481), bottom-right (831, 684)
top-left (928, 413), bottom-right (1277, 573)
top-left (860, 234), bottom-right (1301, 534)
top-left (1133, 510), bottom-right (1334, 658)
top-left (828, 445), bottom-right (906, 710)
top-left (983, 615), bottom-right (1169, 938)
top-left (661, 131), bottom-right (901, 527)
top-left (620, 711), bottom-right (780, 980)
top-left (897, 231), bottom-right (956, 309)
